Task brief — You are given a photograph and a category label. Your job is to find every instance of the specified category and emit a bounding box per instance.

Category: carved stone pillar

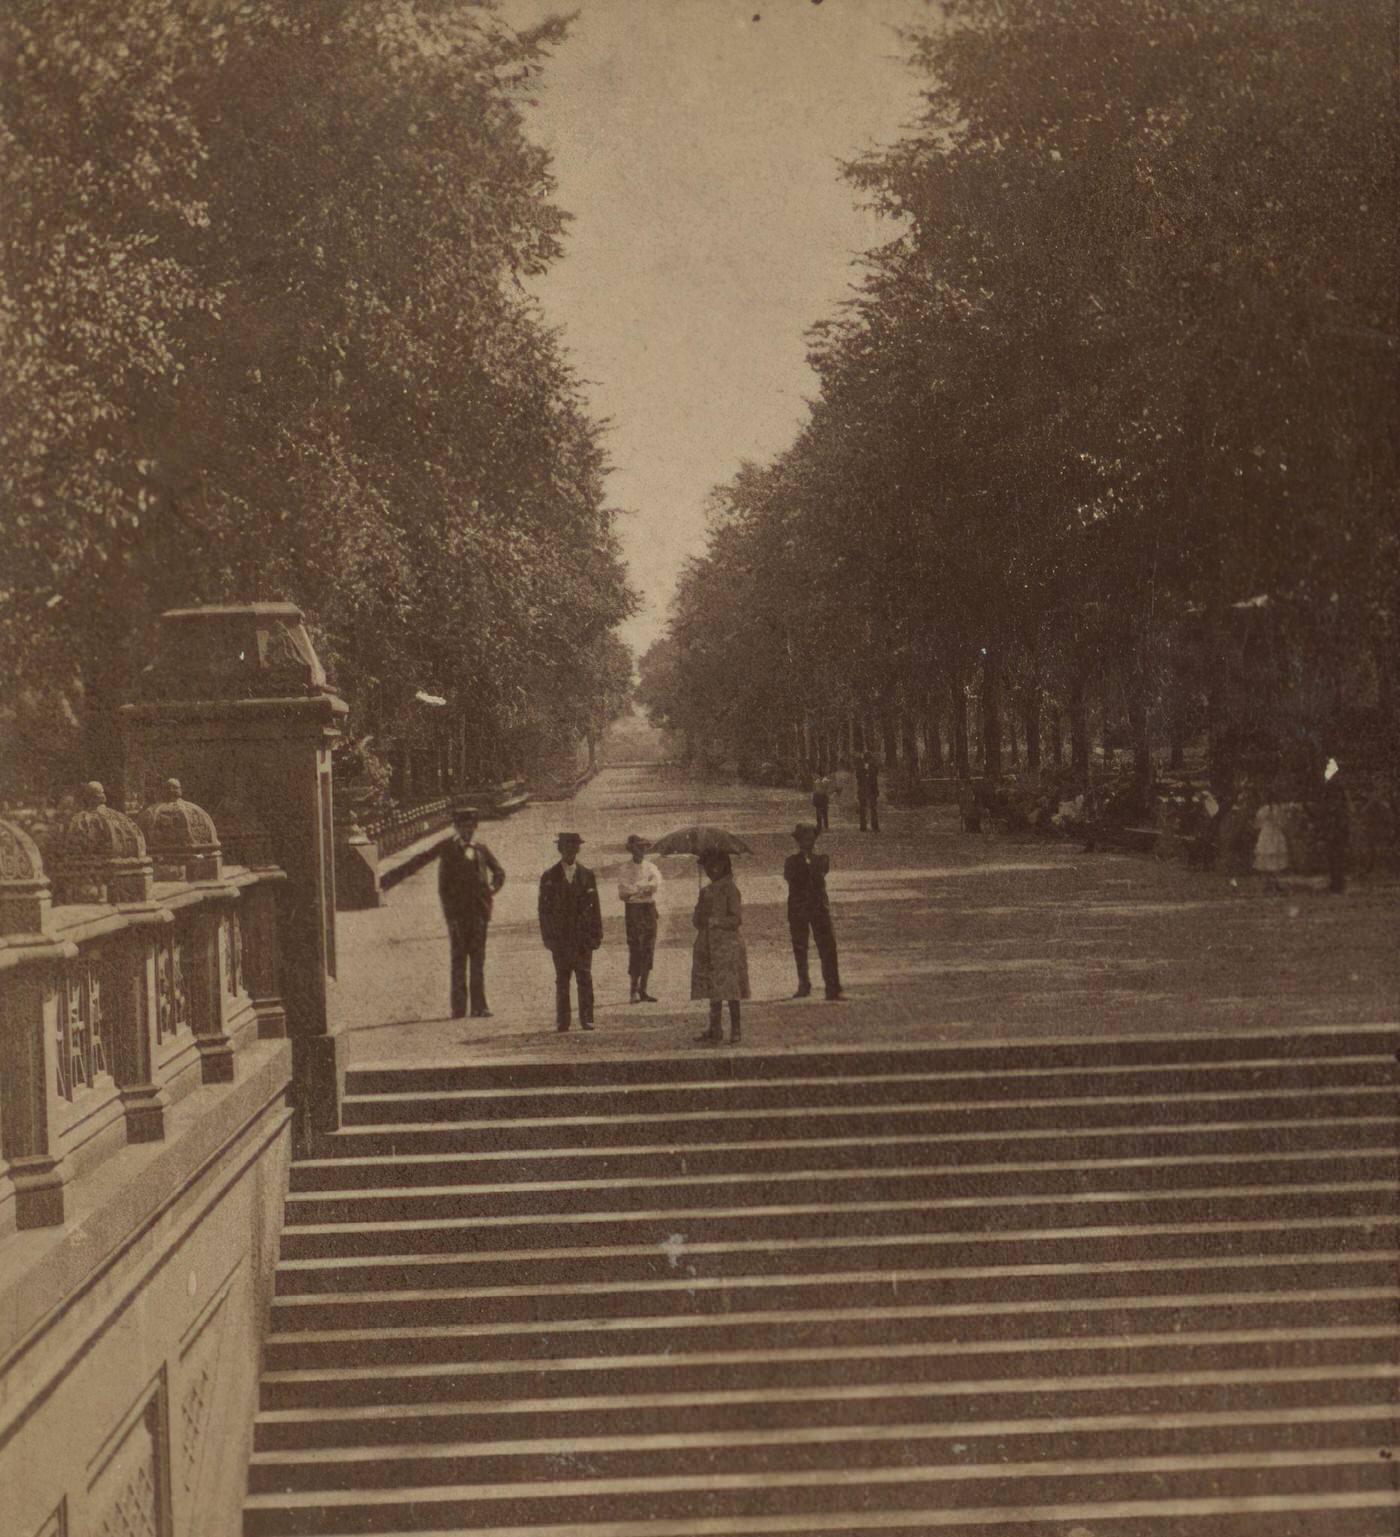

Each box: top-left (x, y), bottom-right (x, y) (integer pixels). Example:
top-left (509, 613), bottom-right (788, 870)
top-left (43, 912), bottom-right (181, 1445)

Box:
top-left (0, 819), bottom-right (71, 1227)
top-left (121, 604), bottom-right (347, 1145)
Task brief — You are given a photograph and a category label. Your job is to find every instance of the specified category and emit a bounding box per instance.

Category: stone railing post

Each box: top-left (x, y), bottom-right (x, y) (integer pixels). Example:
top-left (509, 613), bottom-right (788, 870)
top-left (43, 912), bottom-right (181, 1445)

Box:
top-left (0, 819), bottom-right (72, 1227)
top-left (121, 604), bottom-right (347, 1146)
top-left (108, 916), bottom-right (171, 1142)
top-left (138, 778), bottom-right (236, 1085)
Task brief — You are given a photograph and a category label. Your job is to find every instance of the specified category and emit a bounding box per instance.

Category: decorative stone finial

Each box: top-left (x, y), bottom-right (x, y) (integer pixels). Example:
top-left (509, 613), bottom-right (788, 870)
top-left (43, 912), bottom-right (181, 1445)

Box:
top-left (0, 817), bottom-right (52, 935)
top-left (50, 782), bottom-right (152, 904)
top-left (136, 777), bottom-right (222, 882)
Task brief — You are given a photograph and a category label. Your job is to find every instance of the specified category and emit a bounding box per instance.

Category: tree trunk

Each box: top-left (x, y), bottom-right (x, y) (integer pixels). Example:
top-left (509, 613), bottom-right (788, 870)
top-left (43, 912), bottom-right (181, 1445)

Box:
top-left (980, 653), bottom-right (1002, 777)
top-left (880, 706), bottom-right (899, 770)
top-left (1129, 690), bottom-right (1151, 804)
top-left (899, 708), bottom-right (920, 794)
top-left (1070, 676), bottom-right (1090, 777)
top-left (923, 700), bottom-right (943, 770)
top-left (949, 677), bottom-right (970, 777)
top-left (1048, 711), bottom-right (1063, 767)
top-left (1023, 695), bottom-right (1042, 770)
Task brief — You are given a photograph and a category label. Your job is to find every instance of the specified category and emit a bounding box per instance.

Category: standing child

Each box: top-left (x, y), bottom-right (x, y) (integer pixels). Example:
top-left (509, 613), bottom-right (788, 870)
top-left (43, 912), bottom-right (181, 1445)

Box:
top-left (691, 849), bottom-right (750, 1046)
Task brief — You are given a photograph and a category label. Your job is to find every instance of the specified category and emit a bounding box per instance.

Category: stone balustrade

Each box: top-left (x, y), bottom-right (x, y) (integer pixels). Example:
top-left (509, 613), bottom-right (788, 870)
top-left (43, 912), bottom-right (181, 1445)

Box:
top-left (0, 781), bottom-right (285, 1234)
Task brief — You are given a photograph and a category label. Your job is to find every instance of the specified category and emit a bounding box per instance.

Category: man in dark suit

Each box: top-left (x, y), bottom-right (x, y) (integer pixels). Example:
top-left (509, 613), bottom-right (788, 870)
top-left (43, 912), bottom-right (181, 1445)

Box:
top-left (1320, 756), bottom-right (1350, 893)
top-left (437, 805), bottom-right (506, 1019)
top-left (784, 823), bottom-right (844, 1001)
top-left (856, 751), bottom-right (881, 832)
top-left (538, 832), bottom-right (604, 1031)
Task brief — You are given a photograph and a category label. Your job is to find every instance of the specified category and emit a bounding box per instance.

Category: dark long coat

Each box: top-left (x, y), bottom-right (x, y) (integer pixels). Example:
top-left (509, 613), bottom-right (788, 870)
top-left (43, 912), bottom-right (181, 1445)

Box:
top-left (437, 837), bottom-right (505, 933)
top-left (538, 862), bottom-right (604, 957)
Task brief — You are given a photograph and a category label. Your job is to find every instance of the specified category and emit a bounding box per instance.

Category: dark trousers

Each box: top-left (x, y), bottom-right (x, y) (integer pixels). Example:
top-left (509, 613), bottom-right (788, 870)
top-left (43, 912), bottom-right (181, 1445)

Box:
top-left (790, 909), bottom-right (842, 997)
top-left (858, 795), bottom-right (880, 832)
top-left (552, 948), bottom-right (595, 1026)
top-left (812, 794), bottom-right (830, 831)
top-left (447, 918), bottom-right (488, 1017)
top-left (1327, 837), bottom-right (1348, 893)
top-left (624, 903), bottom-right (658, 979)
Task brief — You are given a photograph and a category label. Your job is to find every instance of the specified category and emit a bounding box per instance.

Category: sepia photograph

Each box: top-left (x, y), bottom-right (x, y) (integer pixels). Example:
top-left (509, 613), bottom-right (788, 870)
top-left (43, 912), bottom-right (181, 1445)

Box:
top-left (0, 1), bottom-right (1397, 1534)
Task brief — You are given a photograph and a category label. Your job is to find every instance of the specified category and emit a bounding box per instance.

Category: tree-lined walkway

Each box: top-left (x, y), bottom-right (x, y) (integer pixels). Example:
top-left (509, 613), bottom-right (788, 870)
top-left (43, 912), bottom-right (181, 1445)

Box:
top-left (332, 759), bottom-right (1399, 1068)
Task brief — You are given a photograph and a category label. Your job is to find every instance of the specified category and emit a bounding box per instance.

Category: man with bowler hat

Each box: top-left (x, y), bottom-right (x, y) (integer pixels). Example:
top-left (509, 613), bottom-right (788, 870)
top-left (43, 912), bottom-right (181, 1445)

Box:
top-left (437, 805), bottom-right (506, 1019)
top-left (784, 822), bottom-right (844, 1001)
top-left (539, 832), bottom-right (604, 1030)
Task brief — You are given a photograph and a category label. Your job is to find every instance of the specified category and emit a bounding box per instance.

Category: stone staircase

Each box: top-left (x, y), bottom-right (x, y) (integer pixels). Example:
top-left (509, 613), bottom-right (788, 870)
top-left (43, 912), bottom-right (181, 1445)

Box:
top-left (244, 1026), bottom-right (1400, 1536)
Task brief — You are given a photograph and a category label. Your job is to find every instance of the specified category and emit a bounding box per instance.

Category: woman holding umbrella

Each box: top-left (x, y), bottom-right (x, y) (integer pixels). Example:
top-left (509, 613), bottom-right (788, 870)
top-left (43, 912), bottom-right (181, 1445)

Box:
top-left (691, 848), bottom-right (749, 1046)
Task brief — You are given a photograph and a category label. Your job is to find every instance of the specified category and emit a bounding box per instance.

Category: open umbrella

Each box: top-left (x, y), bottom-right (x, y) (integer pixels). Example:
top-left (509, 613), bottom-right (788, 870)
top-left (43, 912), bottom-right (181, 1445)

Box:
top-left (648, 825), bottom-right (753, 857)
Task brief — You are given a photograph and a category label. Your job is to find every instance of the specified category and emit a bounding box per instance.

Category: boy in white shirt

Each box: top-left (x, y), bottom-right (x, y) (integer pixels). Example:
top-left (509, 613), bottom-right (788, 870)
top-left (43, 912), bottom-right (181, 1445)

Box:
top-left (618, 833), bottom-right (663, 1002)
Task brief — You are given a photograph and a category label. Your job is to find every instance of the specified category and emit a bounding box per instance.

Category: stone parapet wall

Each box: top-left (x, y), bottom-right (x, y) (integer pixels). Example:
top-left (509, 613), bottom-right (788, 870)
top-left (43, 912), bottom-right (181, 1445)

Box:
top-left (0, 1037), bottom-right (292, 1537)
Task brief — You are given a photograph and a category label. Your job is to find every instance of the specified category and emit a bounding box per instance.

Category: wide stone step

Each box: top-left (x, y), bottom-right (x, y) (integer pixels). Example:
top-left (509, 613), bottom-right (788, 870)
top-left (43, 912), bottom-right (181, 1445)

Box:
top-left (268, 1253), bottom-right (1400, 1332)
top-left (318, 1086), bottom-right (1396, 1152)
top-left (252, 1362), bottom-right (1400, 1452)
top-left (281, 1150), bottom-right (1394, 1224)
top-left (241, 1449), bottom-right (1396, 1534)
top-left (257, 1327), bottom-right (1397, 1410)
top-left (260, 1290), bottom-right (1396, 1374)
top-left (336, 1059), bottom-right (1394, 1124)
top-left (341, 1026), bottom-right (1400, 1093)
top-left (291, 1115), bottom-right (1398, 1186)
top-left (246, 1405), bottom-right (1393, 1493)
top-left (275, 1182), bottom-right (1397, 1260)
top-left (272, 1215), bottom-right (1400, 1294)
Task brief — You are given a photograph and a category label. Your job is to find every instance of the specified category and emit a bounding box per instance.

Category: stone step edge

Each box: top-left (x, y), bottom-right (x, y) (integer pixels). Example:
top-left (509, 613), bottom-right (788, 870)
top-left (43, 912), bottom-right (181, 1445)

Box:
top-left (344, 1018), bottom-right (1400, 1076)
top-left (305, 1113), bottom-right (1398, 1164)
top-left (340, 1051), bottom-right (1394, 1106)
top-left (248, 1401), bottom-right (1395, 1467)
top-left (279, 1179), bottom-right (1398, 1238)
top-left (231, 1488), bottom-right (1400, 1535)
top-left (265, 1285), bottom-right (1396, 1347)
top-left (272, 1213), bottom-right (1400, 1271)
top-left (282, 1149), bottom-right (1393, 1206)
top-left (335, 1084), bottom-right (1398, 1133)
top-left (257, 1322), bottom-right (1400, 1385)
top-left (241, 1445), bottom-right (1395, 1507)
top-left (269, 1248), bottom-right (1400, 1304)
top-left (252, 1360), bottom-right (1400, 1424)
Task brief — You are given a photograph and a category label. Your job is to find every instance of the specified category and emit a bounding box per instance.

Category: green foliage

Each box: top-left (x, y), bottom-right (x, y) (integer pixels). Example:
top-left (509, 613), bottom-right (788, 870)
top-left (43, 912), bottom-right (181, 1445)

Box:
top-left (1, 0), bottom-right (634, 784)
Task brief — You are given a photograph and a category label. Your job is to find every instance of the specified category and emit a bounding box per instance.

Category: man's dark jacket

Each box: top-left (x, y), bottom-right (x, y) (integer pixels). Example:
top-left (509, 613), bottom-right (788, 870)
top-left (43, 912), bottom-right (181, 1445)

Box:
top-left (784, 850), bottom-right (832, 919)
top-left (538, 862), bottom-right (604, 955)
top-left (856, 758), bottom-right (880, 801)
top-left (437, 837), bottom-right (506, 930)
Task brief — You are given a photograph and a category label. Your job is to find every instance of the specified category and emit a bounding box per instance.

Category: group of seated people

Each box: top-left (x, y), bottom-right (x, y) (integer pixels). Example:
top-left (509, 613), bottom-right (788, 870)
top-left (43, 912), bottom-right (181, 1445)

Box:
top-left (956, 765), bottom-right (1397, 879)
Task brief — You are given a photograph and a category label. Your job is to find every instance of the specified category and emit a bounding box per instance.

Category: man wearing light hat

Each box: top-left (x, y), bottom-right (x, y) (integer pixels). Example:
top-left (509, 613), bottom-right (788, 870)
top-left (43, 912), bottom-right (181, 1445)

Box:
top-left (538, 832), bottom-right (604, 1030)
top-left (437, 805), bottom-right (506, 1019)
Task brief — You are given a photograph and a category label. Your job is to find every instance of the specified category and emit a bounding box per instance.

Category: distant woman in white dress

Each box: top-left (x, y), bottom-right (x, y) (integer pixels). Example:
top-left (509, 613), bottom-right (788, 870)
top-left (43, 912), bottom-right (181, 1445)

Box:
top-left (1253, 795), bottom-right (1289, 891)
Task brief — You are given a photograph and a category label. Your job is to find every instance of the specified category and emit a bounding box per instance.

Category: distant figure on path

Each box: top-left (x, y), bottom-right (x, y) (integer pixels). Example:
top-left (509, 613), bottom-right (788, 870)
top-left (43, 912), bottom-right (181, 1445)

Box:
top-left (1320, 757), bottom-right (1350, 893)
top-left (856, 750), bottom-right (881, 832)
top-left (437, 805), bottom-right (505, 1019)
top-left (618, 833), bottom-right (662, 1002)
top-left (1253, 793), bottom-right (1289, 892)
top-left (784, 823), bottom-right (844, 1001)
top-left (539, 832), bottom-right (603, 1031)
top-left (692, 850), bottom-right (749, 1046)
top-left (811, 772), bottom-right (832, 832)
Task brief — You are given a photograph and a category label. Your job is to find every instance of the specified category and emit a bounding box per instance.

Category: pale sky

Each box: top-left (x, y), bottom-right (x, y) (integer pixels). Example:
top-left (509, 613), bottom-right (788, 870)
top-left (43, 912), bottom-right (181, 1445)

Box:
top-left (499, 0), bottom-right (934, 653)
